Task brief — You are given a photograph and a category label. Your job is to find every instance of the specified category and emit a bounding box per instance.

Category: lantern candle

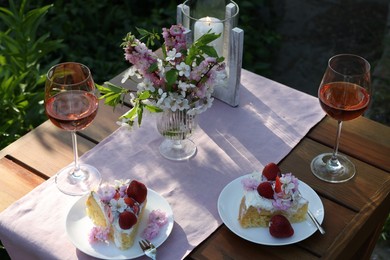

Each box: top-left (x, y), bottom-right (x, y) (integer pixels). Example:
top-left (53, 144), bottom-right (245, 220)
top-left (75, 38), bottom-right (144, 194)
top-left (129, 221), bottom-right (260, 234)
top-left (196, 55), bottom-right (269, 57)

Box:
top-left (194, 17), bottom-right (224, 56)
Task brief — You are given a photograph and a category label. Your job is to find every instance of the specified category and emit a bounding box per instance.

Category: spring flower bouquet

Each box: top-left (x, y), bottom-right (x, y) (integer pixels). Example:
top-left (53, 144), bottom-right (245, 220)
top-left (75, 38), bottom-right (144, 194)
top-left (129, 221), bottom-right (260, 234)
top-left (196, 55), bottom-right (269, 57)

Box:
top-left (97, 24), bottom-right (226, 127)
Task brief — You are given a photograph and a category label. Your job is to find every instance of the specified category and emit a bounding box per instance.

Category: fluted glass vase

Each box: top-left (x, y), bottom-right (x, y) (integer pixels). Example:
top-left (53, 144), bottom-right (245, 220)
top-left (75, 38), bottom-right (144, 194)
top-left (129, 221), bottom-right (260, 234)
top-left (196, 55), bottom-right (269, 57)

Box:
top-left (156, 109), bottom-right (198, 161)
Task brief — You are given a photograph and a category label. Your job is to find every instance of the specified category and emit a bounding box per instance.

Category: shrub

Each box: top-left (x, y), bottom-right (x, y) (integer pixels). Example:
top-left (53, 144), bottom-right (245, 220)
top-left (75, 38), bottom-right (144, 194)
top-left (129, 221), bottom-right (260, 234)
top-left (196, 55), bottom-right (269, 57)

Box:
top-left (0, 0), bottom-right (63, 149)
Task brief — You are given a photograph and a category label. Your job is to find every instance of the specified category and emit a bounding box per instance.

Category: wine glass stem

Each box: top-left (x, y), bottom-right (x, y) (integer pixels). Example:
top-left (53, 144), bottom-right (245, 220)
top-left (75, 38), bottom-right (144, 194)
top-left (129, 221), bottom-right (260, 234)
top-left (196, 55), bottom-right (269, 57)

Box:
top-left (330, 121), bottom-right (343, 166)
top-left (71, 131), bottom-right (81, 177)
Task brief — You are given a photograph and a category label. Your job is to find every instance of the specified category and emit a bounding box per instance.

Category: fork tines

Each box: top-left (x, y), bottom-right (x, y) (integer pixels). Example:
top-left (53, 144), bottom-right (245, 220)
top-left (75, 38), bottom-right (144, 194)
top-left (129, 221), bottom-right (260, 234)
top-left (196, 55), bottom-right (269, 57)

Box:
top-left (139, 239), bottom-right (153, 250)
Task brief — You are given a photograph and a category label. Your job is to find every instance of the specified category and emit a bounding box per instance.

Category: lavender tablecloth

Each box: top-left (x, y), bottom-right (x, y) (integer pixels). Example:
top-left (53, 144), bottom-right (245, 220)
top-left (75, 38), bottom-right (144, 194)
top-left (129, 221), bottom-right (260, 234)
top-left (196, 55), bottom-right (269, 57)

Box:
top-left (0, 69), bottom-right (325, 259)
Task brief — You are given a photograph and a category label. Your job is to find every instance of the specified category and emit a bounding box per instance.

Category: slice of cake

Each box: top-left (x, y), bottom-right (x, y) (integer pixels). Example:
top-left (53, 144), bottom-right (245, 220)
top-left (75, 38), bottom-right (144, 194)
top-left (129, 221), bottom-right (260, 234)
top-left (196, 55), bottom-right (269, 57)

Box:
top-left (86, 179), bottom-right (147, 250)
top-left (238, 163), bottom-right (308, 228)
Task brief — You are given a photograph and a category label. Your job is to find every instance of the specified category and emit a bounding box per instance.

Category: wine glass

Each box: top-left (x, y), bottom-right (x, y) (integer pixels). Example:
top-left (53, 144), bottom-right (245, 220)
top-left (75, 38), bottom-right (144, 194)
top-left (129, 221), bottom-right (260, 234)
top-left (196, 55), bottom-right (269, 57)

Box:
top-left (311, 54), bottom-right (371, 183)
top-left (44, 62), bottom-right (101, 195)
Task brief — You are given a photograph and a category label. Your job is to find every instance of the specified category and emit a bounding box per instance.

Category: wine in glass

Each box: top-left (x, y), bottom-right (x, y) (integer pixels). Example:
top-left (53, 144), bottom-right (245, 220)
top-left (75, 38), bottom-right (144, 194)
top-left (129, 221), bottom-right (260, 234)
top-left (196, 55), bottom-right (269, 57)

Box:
top-left (45, 62), bottom-right (101, 195)
top-left (311, 54), bottom-right (371, 183)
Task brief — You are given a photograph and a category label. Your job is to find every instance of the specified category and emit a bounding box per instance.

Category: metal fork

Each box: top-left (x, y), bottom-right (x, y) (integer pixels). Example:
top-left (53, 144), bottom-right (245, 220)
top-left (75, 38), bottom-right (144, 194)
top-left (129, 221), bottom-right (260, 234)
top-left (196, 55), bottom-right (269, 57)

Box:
top-left (307, 207), bottom-right (326, 235)
top-left (298, 190), bottom-right (325, 235)
top-left (139, 239), bottom-right (157, 260)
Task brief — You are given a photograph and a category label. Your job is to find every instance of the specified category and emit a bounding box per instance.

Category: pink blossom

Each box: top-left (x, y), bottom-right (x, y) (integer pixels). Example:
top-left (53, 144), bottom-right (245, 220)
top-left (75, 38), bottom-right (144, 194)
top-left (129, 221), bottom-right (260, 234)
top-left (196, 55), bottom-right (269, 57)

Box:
top-left (97, 184), bottom-right (116, 203)
top-left (195, 83), bottom-right (207, 98)
top-left (148, 209), bottom-right (168, 227)
top-left (162, 28), bottom-right (170, 39)
top-left (119, 24), bottom-right (226, 126)
top-left (272, 198), bottom-right (292, 211)
top-left (169, 24), bottom-right (184, 36)
top-left (88, 226), bottom-right (110, 243)
top-left (142, 222), bottom-right (160, 240)
top-left (162, 24), bottom-right (187, 52)
top-left (104, 205), bottom-right (114, 223)
top-left (241, 178), bottom-right (260, 191)
top-left (141, 209), bottom-right (169, 240)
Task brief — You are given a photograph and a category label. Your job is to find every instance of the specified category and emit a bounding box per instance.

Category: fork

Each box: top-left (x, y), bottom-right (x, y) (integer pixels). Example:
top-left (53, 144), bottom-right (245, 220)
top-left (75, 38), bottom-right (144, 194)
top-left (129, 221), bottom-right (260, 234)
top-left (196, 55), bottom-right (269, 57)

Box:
top-left (139, 239), bottom-right (157, 260)
top-left (298, 190), bottom-right (325, 235)
top-left (307, 207), bottom-right (326, 235)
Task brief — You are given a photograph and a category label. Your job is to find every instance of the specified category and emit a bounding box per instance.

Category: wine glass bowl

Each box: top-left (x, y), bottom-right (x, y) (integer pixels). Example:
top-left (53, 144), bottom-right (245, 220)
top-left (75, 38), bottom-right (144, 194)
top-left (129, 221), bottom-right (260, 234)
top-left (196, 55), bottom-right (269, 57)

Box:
top-left (311, 54), bottom-right (371, 183)
top-left (45, 62), bottom-right (101, 195)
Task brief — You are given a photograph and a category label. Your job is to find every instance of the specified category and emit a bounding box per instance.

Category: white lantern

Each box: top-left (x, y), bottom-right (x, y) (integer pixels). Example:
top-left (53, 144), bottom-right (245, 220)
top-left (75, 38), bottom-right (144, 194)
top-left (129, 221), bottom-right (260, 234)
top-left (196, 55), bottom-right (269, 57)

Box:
top-left (177, 0), bottom-right (244, 107)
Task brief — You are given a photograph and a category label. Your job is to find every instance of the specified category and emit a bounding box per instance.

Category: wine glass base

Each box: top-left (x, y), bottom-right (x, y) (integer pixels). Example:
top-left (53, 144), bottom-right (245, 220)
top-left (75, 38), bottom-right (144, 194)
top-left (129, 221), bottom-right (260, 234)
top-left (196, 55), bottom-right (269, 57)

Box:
top-left (159, 139), bottom-right (197, 161)
top-left (55, 164), bottom-right (102, 196)
top-left (311, 153), bottom-right (356, 183)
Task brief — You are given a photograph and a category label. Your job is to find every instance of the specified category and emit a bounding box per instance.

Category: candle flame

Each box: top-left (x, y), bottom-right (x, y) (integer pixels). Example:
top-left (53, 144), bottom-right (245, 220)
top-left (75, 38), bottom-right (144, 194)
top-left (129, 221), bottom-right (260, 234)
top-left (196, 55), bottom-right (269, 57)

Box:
top-left (206, 16), bottom-right (212, 26)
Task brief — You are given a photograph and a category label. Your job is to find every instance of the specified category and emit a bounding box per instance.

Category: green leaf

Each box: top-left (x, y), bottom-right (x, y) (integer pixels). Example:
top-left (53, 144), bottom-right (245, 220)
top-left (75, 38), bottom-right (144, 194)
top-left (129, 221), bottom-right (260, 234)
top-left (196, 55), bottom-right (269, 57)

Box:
top-left (199, 45), bottom-right (218, 58)
top-left (195, 32), bottom-right (221, 46)
top-left (121, 105), bottom-right (138, 121)
top-left (161, 43), bottom-right (167, 58)
top-left (138, 91), bottom-right (151, 100)
top-left (165, 69), bottom-right (178, 89)
top-left (136, 27), bottom-right (150, 36)
top-left (135, 27), bottom-right (161, 47)
top-left (96, 82), bottom-right (126, 95)
top-left (96, 82), bottom-right (128, 107)
top-left (148, 62), bottom-right (159, 73)
top-left (137, 104), bottom-right (144, 126)
top-left (145, 104), bottom-right (163, 113)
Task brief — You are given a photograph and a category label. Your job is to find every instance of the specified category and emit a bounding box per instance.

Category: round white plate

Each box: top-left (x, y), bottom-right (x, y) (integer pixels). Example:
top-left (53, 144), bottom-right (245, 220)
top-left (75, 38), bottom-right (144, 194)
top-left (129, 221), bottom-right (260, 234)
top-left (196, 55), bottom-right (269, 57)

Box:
top-left (66, 188), bottom-right (174, 259)
top-left (217, 174), bottom-right (324, 246)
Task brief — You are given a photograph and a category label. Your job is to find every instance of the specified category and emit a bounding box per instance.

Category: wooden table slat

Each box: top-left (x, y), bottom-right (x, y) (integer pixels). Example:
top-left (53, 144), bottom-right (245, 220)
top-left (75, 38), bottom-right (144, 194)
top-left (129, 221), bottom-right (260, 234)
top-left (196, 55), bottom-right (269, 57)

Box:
top-left (281, 138), bottom-right (390, 212)
top-left (308, 116), bottom-right (390, 172)
top-left (189, 226), bottom-right (320, 259)
top-left (81, 100), bottom-right (130, 143)
top-left (0, 120), bottom-right (95, 178)
top-left (0, 101), bottom-right (129, 178)
top-left (0, 157), bottom-right (45, 211)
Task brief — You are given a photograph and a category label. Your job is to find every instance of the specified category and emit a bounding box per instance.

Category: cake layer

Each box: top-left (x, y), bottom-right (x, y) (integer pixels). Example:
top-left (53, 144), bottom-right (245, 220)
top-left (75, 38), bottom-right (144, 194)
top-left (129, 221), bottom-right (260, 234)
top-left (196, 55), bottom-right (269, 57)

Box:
top-left (239, 196), bottom-right (308, 228)
top-left (112, 198), bottom-right (147, 250)
top-left (85, 179), bottom-right (147, 250)
top-left (238, 171), bottom-right (308, 228)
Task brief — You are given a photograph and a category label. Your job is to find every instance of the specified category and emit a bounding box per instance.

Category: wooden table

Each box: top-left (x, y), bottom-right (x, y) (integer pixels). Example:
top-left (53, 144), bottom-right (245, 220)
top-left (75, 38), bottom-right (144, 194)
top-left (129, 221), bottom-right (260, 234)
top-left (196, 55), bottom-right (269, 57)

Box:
top-left (1, 72), bottom-right (389, 260)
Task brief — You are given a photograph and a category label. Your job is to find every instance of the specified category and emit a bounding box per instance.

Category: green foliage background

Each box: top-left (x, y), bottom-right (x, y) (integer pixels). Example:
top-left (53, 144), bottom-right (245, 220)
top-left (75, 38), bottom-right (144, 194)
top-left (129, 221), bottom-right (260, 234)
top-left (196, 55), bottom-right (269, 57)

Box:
top-left (0, 0), bottom-right (281, 149)
top-left (0, 1), bottom-right (63, 148)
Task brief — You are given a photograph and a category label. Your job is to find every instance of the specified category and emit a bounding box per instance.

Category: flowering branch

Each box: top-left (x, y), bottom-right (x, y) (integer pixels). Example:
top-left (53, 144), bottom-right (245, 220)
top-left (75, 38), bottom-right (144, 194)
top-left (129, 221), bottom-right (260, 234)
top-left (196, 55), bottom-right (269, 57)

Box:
top-left (97, 24), bottom-right (226, 127)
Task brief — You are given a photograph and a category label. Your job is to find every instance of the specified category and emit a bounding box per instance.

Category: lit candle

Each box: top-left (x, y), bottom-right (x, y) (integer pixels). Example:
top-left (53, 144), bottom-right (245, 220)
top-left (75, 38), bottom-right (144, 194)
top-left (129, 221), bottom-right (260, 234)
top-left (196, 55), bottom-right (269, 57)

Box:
top-left (194, 17), bottom-right (224, 56)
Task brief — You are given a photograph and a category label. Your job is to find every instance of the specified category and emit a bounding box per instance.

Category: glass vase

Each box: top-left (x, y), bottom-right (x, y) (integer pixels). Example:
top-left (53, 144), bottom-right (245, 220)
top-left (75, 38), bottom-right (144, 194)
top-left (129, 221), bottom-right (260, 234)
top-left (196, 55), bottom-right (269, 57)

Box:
top-left (156, 109), bottom-right (198, 161)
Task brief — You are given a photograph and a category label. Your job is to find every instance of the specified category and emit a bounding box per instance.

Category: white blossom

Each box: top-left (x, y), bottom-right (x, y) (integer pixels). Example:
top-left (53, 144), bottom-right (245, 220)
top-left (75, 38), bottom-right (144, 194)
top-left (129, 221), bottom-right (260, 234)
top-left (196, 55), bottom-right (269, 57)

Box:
top-left (166, 48), bottom-right (182, 62)
top-left (137, 79), bottom-right (155, 92)
top-left (176, 62), bottom-right (190, 78)
top-left (110, 198), bottom-right (127, 213)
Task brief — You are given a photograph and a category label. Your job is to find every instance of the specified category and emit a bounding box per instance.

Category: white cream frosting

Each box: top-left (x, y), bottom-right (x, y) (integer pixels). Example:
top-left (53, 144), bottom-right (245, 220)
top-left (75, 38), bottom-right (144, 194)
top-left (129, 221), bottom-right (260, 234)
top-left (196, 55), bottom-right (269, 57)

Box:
top-left (88, 179), bottom-right (146, 249)
top-left (244, 192), bottom-right (274, 211)
top-left (243, 171), bottom-right (307, 213)
top-left (110, 202), bottom-right (145, 248)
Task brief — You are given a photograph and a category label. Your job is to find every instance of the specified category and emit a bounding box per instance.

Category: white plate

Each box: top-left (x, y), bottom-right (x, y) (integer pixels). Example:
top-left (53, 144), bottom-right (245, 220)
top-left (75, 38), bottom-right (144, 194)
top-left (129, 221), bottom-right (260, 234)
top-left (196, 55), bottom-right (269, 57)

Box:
top-left (66, 189), bottom-right (174, 259)
top-left (217, 174), bottom-right (324, 246)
